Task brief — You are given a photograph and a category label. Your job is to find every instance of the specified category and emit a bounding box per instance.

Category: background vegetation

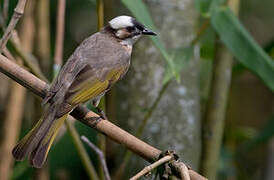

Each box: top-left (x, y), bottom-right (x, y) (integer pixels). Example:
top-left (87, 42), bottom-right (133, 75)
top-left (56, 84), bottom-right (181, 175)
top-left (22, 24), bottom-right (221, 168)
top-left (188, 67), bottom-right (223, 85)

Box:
top-left (0, 0), bottom-right (273, 179)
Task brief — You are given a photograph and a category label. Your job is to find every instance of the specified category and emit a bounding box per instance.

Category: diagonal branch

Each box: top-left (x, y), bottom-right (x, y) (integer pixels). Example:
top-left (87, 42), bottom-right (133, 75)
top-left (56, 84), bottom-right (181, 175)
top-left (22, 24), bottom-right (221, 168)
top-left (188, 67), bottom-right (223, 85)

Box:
top-left (0, 0), bottom-right (27, 52)
top-left (81, 136), bottom-right (111, 180)
top-left (0, 54), bottom-right (206, 180)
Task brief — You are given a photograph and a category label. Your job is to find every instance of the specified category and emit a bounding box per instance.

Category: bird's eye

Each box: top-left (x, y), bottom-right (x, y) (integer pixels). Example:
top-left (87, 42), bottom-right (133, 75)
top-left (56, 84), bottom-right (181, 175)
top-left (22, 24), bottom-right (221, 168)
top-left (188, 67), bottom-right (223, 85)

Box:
top-left (126, 26), bottom-right (135, 32)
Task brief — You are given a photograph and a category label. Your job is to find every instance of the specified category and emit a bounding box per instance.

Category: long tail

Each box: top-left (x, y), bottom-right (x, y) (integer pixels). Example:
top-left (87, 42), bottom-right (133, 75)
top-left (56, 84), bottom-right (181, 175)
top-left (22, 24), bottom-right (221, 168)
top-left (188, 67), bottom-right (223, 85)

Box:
top-left (12, 105), bottom-right (68, 168)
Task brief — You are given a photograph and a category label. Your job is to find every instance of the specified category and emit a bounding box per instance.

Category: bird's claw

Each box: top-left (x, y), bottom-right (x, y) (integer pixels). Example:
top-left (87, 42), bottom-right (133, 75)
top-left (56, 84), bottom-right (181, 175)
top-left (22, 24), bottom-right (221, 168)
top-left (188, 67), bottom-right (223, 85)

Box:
top-left (96, 107), bottom-right (107, 120)
top-left (87, 116), bottom-right (102, 128)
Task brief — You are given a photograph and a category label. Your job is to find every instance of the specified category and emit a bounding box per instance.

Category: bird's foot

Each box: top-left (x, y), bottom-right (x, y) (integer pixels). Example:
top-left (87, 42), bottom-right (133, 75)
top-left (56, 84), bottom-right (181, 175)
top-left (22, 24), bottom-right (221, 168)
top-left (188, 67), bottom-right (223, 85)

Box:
top-left (87, 116), bottom-right (102, 128)
top-left (96, 107), bottom-right (107, 120)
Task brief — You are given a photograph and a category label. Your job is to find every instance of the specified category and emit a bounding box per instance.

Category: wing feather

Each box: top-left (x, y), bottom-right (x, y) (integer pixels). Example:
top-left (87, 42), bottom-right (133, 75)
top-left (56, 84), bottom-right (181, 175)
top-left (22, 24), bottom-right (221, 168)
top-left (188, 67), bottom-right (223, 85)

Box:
top-left (44, 32), bottom-right (131, 114)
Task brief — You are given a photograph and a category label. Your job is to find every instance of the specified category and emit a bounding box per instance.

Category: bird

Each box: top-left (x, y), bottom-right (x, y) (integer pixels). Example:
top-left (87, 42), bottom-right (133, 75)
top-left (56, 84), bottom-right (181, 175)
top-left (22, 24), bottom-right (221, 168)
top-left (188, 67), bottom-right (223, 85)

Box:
top-left (12, 15), bottom-right (157, 168)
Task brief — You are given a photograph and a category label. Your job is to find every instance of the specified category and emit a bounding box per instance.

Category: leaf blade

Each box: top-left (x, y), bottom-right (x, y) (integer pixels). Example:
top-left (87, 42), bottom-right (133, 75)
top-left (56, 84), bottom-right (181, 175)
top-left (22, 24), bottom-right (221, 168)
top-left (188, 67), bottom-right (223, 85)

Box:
top-left (121, 0), bottom-right (177, 79)
top-left (211, 7), bottom-right (274, 91)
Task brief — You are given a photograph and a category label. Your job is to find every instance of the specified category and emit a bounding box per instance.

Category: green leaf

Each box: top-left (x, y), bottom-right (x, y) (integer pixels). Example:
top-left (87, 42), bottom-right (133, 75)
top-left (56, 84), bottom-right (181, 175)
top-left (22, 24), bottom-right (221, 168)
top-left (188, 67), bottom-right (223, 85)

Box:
top-left (163, 46), bottom-right (194, 85)
top-left (121, 0), bottom-right (177, 80)
top-left (211, 7), bottom-right (274, 91)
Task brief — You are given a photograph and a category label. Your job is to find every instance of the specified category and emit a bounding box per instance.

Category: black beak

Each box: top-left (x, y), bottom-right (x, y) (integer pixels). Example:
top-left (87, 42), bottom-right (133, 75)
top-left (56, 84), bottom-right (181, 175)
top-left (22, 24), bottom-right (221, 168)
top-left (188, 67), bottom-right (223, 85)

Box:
top-left (142, 28), bottom-right (157, 36)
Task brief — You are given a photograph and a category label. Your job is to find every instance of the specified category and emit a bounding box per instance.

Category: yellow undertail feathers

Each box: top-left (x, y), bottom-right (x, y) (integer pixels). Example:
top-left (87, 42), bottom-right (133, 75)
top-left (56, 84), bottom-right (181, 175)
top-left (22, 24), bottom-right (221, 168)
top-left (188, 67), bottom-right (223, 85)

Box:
top-left (12, 105), bottom-right (68, 168)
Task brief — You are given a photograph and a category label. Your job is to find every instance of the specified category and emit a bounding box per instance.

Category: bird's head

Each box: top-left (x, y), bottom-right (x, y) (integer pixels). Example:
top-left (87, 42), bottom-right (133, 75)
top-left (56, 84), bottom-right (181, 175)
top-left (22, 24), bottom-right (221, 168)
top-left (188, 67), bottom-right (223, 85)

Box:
top-left (105, 16), bottom-right (157, 45)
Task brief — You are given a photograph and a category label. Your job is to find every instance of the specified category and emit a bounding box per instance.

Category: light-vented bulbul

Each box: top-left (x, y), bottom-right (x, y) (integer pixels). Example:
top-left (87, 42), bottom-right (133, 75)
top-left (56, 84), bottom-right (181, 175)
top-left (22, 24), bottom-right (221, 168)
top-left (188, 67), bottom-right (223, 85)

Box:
top-left (12, 16), bottom-right (156, 168)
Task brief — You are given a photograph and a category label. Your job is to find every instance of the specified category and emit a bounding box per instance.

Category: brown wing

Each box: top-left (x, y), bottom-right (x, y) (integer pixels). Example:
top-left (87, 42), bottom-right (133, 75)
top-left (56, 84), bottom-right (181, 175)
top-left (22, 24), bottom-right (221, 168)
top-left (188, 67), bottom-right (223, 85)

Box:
top-left (64, 65), bottom-right (127, 105)
top-left (44, 32), bottom-right (131, 116)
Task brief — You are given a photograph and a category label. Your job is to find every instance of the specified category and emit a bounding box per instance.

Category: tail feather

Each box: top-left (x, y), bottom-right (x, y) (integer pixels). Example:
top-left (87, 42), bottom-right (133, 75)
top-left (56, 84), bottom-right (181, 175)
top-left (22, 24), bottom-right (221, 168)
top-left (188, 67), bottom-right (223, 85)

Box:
top-left (29, 114), bottom-right (68, 168)
top-left (12, 105), bottom-right (62, 167)
top-left (12, 117), bottom-right (44, 161)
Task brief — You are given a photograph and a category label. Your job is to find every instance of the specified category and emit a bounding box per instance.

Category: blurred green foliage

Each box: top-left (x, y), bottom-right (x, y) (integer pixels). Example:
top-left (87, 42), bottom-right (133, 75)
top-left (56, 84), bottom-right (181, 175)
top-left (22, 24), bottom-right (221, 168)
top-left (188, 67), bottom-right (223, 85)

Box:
top-left (211, 7), bottom-right (274, 91)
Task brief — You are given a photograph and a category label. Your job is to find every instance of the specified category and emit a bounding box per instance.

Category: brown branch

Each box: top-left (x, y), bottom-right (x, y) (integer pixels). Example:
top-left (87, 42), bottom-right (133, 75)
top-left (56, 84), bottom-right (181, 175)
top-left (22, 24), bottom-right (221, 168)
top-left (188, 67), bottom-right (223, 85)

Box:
top-left (170, 161), bottom-right (191, 180)
top-left (0, 54), bottom-right (206, 180)
top-left (81, 136), bottom-right (111, 180)
top-left (130, 155), bottom-right (174, 180)
top-left (0, 0), bottom-right (27, 52)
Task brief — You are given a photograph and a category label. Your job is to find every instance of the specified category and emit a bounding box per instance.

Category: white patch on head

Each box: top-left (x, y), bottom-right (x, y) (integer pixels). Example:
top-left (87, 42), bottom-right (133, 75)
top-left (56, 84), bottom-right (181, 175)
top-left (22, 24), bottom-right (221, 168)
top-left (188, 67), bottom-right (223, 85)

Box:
top-left (109, 16), bottom-right (134, 29)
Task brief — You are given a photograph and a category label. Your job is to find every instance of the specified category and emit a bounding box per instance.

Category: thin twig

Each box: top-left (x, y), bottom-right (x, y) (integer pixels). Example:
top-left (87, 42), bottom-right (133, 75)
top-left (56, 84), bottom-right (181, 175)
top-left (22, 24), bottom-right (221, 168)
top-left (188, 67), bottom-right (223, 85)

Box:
top-left (136, 81), bottom-right (170, 137)
top-left (191, 20), bottom-right (209, 46)
top-left (0, 0), bottom-right (27, 52)
top-left (2, 48), bottom-right (16, 61)
top-left (114, 81), bottom-right (170, 179)
top-left (81, 136), bottom-right (111, 180)
top-left (0, 54), bottom-right (206, 180)
top-left (0, 5), bottom-right (46, 81)
top-left (130, 155), bottom-right (174, 180)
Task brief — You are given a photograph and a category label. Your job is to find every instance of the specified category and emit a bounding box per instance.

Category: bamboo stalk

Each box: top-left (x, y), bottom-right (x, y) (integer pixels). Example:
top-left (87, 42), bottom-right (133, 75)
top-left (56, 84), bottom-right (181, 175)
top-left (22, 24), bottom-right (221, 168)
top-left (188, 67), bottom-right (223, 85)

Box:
top-left (65, 118), bottom-right (100, 180)
top-left (36, 0), bottom-right (51, 72)
top-left (200, 1), bottom-right (240, 179)
top-left (0, 1), bottom-right (33, 178)
top-left (0, 77), bottom-right (26, 180)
